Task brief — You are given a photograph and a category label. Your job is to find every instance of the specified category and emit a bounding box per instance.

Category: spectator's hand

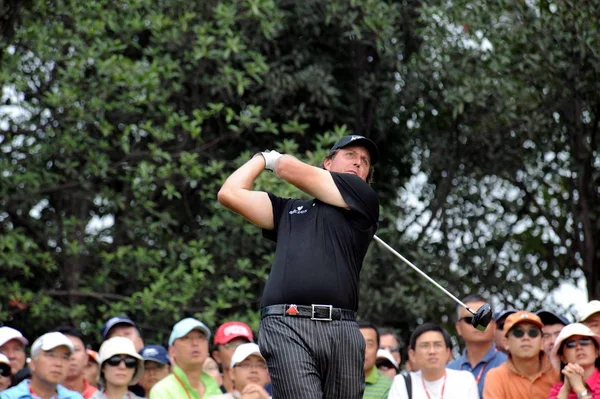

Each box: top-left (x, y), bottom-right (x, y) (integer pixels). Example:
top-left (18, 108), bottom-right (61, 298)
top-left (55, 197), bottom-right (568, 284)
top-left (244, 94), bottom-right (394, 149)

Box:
top-left (240, 383), bottom-right (271, 399)
top-left (562, 362), bottom-right (586, 393)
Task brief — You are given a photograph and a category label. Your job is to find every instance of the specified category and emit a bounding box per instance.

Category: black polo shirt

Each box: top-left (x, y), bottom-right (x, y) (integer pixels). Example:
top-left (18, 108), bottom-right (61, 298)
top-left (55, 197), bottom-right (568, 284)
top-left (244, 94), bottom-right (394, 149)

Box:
top-left (261, 172), bottom-right (379, 311)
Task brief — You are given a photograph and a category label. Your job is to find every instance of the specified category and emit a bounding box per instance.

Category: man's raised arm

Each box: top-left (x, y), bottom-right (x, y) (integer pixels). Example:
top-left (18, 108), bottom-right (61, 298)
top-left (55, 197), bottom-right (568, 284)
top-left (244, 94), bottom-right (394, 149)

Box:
top-left (217, 155), bottom-right (275, 229)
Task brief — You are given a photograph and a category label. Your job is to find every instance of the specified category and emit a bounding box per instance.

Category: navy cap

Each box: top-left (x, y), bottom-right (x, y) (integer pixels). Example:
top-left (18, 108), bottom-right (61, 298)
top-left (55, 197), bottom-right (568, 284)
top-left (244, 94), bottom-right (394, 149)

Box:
top-left (101, 316), bottom-right (136, 339)
top-left (330, 135), bottom-right (379, 165)
top-left (494, 309), bottom-right (517, 323)
top-left (535, 309), bottom-right (570, 326)
top-left (139, 344), bottom-right (170, 365)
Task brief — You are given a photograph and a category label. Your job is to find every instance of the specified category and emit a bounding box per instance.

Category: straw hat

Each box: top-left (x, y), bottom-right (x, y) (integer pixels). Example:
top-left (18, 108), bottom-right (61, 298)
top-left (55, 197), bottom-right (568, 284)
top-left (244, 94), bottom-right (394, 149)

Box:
top-left (99, 337), bottom-right (144, 385)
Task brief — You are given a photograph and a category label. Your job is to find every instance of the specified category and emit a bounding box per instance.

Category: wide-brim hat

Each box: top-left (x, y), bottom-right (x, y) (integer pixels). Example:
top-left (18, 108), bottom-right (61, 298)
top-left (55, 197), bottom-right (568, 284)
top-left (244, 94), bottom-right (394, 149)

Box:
top-left (99, 337), bottom-right (144, 385)
top-left (550, 323), bottom-right (600, 370)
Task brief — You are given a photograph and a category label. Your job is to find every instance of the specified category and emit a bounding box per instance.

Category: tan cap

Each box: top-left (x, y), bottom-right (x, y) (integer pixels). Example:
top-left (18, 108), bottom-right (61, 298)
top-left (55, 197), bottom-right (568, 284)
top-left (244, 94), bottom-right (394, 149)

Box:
top-left (503, 311), bottom-right (543, 337)
top-left (579, 300), bottom-right (600, 322)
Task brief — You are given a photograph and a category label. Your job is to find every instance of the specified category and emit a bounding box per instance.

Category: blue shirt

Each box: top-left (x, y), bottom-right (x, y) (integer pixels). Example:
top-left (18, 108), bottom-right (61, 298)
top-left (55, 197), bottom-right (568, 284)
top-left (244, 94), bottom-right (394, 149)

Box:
top-left (0, 380), bottom-right (83, 399)
top-left (447, 343), bottom-right (507, 398)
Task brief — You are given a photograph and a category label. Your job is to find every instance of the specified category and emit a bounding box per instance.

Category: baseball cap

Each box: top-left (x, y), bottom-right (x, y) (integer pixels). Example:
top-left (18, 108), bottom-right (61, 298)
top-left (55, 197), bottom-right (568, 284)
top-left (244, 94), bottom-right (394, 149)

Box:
top-left (86, 349), bottom-right (100, 365)
top-left (579, 300), bottom-right (600, 322)
top-left (376, 349), bottom-right (398, 371)
top-left (0, 327), bottom-right (28, 347)
top-left (550, 323), bottom-right (600, 369)
top-left (494, 309), bottom-right (517, 324)
top-left (101, 316), bottom-right (137, 339)
top-left (535, 309), bottom-right (570, 326)
top-left (229, 343), bottom-right (265, 369)
top-left (329, 135), bottom-right (379, 165)
top-left (169, 318), bottom-right (211, 346)
top-left (214, 322), bottom-right (254, 345)
top-left (503, 311), bottom-right (544, 337)
top-left (31, 332), bottom-right (74, 357)
top-left (139, 344), bottom-right (170, 365)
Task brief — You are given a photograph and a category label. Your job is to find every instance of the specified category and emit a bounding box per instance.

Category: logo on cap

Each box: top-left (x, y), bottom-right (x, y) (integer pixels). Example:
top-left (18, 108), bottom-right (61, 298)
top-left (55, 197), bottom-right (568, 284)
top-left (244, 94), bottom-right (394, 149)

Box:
top-left (142, 348), bottom-right (158, 357)
top-left (350, 135), bottom-right (363, 141)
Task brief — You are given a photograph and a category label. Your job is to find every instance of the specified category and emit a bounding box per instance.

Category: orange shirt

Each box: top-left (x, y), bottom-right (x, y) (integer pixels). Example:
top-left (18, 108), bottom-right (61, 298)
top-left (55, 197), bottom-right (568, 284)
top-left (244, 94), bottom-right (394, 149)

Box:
top-left (483, 353), bottom-right (560, 399)
top-left (81, 379), bottom-right (99, 399)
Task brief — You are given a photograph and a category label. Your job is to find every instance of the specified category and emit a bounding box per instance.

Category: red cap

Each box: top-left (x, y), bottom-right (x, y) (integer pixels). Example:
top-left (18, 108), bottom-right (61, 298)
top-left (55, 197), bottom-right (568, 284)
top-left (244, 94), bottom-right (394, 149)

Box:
top-left (214, 322), bottom-right (253, 345)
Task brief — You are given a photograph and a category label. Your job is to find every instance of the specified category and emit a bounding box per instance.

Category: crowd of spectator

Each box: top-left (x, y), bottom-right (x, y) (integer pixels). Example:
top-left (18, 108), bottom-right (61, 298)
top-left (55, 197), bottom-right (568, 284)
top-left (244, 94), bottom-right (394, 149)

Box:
top-left (0, 298), bottom-right (599, 398)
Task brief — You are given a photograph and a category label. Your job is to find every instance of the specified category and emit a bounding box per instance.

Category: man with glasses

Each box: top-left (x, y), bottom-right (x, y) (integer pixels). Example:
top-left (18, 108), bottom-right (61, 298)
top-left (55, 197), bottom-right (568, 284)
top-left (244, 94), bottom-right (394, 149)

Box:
top-left (139, 345), bottom-right (171, 397)
top-left (211, 322), bottom-right (254, 394)
top-left (0, 332), bottom-right (82, 399)
top-left (448, 295), bottom-right (507, 398)
top-left (388, 323), bottom-right (478, 398)
top-left (208, 343), bottom-right (270, 399)
top-left (483, 310), bottom-right (560, 398)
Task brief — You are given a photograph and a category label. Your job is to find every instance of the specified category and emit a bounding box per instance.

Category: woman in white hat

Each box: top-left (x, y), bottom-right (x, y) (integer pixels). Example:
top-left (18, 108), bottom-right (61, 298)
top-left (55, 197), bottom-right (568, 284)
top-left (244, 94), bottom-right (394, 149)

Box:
top-left (549, 323), bottom-right (600, 399)
top-left (99, 337), bottom-right (145, 399)
top-left (0, 354), bottom-right (11, 392)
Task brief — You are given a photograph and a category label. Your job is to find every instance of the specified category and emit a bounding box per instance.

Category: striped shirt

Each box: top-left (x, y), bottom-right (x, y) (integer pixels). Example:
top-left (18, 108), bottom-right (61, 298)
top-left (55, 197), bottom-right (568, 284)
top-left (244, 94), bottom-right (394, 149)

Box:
top-left (363, 367), bottom-right (391, 399)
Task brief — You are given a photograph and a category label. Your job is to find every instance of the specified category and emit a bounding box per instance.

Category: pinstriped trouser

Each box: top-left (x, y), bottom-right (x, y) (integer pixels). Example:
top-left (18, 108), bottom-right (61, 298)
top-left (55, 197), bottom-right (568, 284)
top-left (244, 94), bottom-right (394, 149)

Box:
top-left (258, 314), bottom-right (366, 399)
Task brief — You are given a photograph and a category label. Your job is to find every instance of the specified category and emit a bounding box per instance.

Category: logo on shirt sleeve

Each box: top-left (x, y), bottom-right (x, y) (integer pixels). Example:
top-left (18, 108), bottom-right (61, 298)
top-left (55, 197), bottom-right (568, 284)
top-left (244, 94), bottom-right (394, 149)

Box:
top-left (289, 206), bottom-right (308, 215)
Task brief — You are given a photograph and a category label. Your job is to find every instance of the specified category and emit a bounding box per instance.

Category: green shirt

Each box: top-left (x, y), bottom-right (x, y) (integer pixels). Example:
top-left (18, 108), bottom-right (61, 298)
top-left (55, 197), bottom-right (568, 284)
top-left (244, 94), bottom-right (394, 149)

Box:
top-left (363, 367), bottom-right (392, 399)
top-left (149, 366), bottom-right (222, 399)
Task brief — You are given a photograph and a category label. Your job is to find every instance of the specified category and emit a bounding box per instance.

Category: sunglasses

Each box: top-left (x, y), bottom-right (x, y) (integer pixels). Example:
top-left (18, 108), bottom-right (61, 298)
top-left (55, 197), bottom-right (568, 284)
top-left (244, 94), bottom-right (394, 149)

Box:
top-left (105, 355), bottom-right (137, 368)
top-left (565, 338), bottom-right (593, 349)
top-left (511, 328), bottom-right (541, 338)
top-left (459, 316), bottom-right (474, 324)
top-left (0, 365), bottom-right (10, 378)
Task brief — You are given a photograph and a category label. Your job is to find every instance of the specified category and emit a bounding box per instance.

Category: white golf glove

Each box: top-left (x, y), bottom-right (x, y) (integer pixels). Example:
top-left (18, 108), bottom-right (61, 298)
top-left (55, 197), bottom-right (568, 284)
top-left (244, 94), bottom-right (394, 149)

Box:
top-left (260, 150), bottom-right (282, 172)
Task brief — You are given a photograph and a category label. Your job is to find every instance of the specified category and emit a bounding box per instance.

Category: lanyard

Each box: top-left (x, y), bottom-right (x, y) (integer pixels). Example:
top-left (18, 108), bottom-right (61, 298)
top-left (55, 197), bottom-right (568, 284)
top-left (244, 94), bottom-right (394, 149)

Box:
top-left (421, 372), bottom-right (446, 399)
top-left (173, 372), bottom-right (194, 399)
top-left (29, 386), bottom-right (57, 399)
top-left (461, 362), bottom-right (488, 383)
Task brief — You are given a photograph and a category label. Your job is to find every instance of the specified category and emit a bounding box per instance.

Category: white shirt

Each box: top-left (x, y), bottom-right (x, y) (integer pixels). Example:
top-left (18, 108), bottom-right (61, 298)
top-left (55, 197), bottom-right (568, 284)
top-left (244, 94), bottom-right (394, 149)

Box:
top-left (388, 369), bottom-right (479, 399)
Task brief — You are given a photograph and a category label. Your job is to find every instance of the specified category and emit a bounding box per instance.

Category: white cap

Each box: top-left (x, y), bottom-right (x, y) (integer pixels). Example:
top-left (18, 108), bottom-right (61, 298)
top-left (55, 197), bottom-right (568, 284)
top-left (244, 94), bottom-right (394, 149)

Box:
top-left (31, 332), bottom-right (74, 357)
top-left (0, 327), bottom-right (28, 347)
top-left (376, 349), bottom-right (399, 369)
top-left (229, 343), bottom-right (265, 369)
top-left (579, 300), bottom-right (600, 322)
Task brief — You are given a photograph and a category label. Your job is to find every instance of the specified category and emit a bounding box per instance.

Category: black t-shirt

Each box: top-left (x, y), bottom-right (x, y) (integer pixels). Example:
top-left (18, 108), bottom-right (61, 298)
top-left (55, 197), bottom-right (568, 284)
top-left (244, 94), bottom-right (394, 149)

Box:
top-left (261, 172), bottom-right (379, 311)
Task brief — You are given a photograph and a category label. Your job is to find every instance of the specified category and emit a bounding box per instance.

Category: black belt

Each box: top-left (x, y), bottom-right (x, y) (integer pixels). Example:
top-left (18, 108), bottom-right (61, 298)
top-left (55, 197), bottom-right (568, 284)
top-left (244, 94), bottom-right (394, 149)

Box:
top-left (260, 304), bottom-right (356, 321)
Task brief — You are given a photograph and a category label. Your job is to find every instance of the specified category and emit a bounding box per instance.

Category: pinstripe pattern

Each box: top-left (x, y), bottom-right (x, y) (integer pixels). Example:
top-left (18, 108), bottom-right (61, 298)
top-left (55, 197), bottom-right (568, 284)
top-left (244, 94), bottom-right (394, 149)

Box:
top-left (259, 315), bottom-right (366, 399)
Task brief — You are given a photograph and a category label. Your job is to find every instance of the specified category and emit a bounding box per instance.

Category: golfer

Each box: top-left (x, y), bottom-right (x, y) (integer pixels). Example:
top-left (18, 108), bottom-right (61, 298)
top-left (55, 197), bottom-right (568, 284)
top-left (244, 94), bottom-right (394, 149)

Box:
top-left (218, 135), bottom-right (380, 398)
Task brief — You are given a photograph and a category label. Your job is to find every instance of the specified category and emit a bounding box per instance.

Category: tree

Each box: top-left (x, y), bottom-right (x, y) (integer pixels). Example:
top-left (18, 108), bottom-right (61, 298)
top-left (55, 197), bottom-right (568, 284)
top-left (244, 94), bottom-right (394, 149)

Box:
top-left (0, 0), bottom-right (412, 345)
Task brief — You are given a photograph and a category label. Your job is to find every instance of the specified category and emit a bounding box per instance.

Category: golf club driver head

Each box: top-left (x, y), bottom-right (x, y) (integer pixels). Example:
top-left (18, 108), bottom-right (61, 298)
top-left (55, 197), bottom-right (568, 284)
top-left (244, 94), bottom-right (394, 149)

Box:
top-left (470, 303), bottom-right (493, 331)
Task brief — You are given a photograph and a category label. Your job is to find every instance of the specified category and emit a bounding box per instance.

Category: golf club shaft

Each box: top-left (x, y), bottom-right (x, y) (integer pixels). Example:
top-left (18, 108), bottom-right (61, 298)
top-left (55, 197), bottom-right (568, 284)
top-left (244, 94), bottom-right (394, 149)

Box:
top-left (373, 235), bottom-right (473, 313)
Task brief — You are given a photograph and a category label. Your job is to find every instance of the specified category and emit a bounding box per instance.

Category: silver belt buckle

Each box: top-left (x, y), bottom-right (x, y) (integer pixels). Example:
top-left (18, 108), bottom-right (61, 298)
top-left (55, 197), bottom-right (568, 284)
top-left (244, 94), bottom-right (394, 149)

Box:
top-left (311, 304), bottom-right (333, 321)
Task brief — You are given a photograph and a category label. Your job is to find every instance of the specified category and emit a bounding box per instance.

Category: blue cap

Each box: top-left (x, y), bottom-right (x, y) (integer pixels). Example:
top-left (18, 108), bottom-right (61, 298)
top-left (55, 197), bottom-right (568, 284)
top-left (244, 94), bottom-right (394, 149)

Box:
top-left (101, 316), bottom-right (136, 339)
top-left (139, 344), bottom-right (170, 365)
top-left (494, 309), bottom-right (517, 323)
top-left (535, 309), bottom-right (570, 326)
top-left (168, 318), bottom-right (211, 346)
